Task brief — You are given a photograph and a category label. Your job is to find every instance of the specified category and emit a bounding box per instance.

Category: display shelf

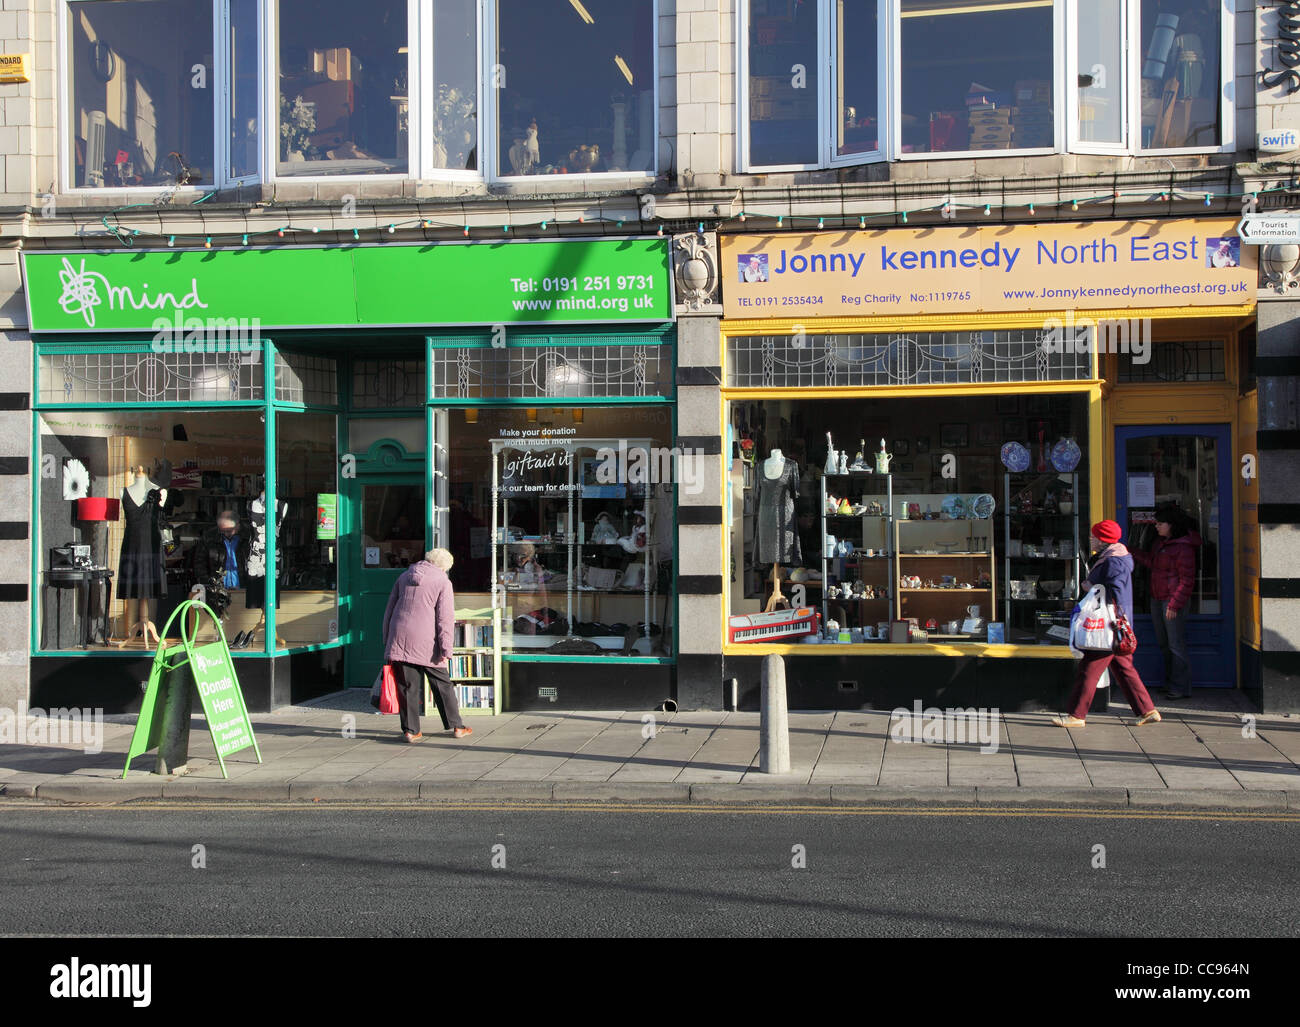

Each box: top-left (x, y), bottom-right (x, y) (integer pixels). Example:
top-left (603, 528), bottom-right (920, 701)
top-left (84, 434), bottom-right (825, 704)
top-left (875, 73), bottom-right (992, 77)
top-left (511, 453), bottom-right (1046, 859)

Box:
top-left (819, 472), bottom-right (893, 635)
top-left (894, 506), bottom-right (998, 636)
top-left (1003, 472), bottom-right (1081, 640)
top-left (428, 607), bottom-right (502, 716)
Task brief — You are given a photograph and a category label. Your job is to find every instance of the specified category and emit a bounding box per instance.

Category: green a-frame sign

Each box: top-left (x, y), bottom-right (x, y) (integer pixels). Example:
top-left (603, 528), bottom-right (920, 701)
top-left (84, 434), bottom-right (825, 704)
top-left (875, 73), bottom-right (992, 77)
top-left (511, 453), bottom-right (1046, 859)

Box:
top-left (123, 600), bottom-right (262, 779)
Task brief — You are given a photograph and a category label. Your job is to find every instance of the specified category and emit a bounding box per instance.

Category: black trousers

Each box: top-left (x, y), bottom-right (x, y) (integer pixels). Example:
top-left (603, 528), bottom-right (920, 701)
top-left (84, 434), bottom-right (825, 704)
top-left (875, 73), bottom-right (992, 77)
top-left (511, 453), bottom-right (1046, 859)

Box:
top-left (425, 664), bottom-right (466, 731)
top-left (392, 662), bottom-right (426, 736)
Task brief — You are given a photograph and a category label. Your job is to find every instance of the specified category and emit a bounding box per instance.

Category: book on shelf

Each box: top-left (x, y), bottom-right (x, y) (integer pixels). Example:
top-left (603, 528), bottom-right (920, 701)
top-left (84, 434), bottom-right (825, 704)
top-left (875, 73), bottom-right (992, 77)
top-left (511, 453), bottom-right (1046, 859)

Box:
top-left (448, 652), bottom-right (494, 680)
top-left (454, 622), bottom-right (494, 648)
top-left (455, 684), bottom-right (494, 709)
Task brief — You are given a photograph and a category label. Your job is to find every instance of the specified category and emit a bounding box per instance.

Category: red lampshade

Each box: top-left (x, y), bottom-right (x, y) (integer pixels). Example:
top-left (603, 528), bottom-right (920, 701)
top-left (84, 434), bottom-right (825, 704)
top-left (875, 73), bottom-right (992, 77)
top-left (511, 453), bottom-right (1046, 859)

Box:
top-left (77, 497), bottom-right (120, 521)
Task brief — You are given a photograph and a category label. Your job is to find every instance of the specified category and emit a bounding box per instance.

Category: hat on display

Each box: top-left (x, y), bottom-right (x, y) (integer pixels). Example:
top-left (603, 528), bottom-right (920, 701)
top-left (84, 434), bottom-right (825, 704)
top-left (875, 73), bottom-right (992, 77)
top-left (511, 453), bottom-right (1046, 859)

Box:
top-left (1091, 520), bottom-right (1122, 545)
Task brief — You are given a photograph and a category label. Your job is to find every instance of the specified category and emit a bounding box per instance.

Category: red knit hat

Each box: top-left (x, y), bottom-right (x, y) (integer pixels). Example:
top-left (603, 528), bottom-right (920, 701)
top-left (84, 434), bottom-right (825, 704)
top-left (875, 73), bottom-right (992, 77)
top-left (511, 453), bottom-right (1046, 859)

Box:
top-left (1091, 520), bottom-right (1122, 545)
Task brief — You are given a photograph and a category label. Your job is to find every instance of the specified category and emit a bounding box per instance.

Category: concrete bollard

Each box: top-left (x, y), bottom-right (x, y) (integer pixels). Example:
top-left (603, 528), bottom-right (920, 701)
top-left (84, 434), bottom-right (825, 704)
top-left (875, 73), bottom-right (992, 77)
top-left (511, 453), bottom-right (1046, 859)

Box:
top-left (760, 654), bottom-right (791, 774)
top-left (156, 661), bottom-right (194, 776)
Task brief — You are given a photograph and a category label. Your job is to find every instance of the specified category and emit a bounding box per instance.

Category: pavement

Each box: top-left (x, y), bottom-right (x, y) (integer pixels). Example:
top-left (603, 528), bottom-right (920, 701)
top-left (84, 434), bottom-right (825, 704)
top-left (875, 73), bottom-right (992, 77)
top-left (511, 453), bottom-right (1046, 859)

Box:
top-left (3, 688), bottom-right (1300, 810)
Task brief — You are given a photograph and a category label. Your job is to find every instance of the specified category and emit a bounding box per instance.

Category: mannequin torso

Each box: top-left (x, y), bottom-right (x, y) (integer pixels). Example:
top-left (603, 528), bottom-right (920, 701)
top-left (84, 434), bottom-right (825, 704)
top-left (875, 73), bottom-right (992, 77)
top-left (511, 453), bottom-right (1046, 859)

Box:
top-left (763, 449), bottom-right (785, 479)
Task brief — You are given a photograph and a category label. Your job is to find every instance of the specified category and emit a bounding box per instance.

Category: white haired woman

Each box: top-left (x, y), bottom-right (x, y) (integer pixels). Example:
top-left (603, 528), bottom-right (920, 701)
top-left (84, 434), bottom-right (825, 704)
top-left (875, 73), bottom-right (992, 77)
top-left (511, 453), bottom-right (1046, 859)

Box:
top-left (381, 547), bottom-right (471, 741)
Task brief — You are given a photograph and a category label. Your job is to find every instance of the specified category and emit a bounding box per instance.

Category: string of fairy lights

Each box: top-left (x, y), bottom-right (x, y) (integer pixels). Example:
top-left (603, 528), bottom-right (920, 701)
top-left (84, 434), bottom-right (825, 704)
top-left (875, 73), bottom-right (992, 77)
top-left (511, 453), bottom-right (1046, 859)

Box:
top-left (90, 181), bottom-right (1299, 249)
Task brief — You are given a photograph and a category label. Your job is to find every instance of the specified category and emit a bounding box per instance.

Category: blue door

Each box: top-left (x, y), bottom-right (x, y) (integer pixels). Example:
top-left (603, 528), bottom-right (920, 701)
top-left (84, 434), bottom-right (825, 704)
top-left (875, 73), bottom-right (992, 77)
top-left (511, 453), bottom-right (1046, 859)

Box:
top-left (1114, 425), bottom-right (1234, 689)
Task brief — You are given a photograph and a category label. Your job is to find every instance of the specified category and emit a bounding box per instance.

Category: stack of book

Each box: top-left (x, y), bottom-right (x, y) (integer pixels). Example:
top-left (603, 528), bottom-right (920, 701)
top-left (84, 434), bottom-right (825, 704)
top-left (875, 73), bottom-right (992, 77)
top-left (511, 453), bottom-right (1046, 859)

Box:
top-left (1011, 80), bottom-right (1053, 148)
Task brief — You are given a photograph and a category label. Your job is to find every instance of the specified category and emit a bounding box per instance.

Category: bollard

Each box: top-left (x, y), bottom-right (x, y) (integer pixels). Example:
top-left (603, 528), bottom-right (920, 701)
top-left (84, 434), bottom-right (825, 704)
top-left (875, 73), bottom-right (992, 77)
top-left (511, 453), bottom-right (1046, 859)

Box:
top-left (156, 661), bottom-right (194, 776)
top-left (759, 654), bottom-right (791, 774)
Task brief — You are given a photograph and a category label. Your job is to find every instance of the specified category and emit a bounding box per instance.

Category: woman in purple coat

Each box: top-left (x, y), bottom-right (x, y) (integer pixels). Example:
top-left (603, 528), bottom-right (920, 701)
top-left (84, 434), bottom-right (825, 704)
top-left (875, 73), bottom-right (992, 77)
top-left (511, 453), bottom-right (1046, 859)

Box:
top-left (382, 548), bottom-right (471, 742)
top-left (1052, 520), bottom-right (1161, 729)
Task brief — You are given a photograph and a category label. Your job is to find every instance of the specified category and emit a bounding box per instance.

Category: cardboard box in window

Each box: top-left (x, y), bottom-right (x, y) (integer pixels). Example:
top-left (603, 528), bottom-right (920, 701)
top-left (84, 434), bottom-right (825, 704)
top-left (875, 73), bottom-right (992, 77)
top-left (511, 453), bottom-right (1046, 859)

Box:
top-left (1035, 610), bottom-right (1072, 646)
top-left (302, 80), bottom-right (354, 148)
top-left (1015, 79), bottom-right (1051, 106)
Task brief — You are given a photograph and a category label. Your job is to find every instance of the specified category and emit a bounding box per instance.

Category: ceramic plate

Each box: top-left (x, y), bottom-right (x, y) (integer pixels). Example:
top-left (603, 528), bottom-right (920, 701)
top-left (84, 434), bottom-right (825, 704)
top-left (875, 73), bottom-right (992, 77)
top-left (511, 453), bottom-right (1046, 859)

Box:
top-left (1051, 436), bottom-right (1082, 472)
top-left (941, 495), bottom-right (965, 519)
top-left (971, 493), bottom-right (996, 519)
top-left (1001, 441), bottom-right (1031, 472)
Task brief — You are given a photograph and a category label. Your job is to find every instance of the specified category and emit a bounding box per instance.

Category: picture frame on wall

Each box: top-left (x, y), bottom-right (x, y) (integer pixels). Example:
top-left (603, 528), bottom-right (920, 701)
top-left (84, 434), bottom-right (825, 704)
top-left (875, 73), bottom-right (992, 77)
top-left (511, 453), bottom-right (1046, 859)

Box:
top-left (1028, 418), bottom-right (1052, 444)
top-left (939, 423), bottom-right (968, 449)
top-left (996, 395), bottom-right (1019, 415)
top-left (892, 438), bottom-right (910, 457)
top-left (915, 436), bottom-right (930, 454)
top-left (975, 422), bottom-right (998, 447)
top-left (1026, 395), bottom-right (1051, 415)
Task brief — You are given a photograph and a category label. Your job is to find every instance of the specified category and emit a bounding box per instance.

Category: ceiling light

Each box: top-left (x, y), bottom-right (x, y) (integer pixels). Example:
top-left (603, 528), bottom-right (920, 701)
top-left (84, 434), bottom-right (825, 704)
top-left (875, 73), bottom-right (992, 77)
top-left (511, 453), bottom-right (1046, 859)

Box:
top-left (569, 0), bottom-right (594, 25)
top-left (614, 55), bottom-right (633, 85)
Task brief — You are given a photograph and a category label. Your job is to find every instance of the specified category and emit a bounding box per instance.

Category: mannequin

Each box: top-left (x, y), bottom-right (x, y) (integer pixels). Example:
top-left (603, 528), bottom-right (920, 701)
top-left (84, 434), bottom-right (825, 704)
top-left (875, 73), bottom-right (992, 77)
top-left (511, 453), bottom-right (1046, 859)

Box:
top-left (116, 463), bottom-right (170, 648)
top-left (754, 449), bottom-right (802, 612)
top-left (240, 489), bottom-right (289, 649)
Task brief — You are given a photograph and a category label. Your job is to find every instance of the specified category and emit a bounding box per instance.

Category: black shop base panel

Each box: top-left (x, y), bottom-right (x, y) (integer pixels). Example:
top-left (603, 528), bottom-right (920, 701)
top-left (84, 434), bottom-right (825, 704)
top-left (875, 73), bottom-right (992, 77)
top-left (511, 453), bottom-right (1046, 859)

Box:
top-left (503, 660), bottom-right (675, 712)
top-left (29, 649), bottom-right (343, 715)
top-left (723, 653), bottom-right (1077, 713)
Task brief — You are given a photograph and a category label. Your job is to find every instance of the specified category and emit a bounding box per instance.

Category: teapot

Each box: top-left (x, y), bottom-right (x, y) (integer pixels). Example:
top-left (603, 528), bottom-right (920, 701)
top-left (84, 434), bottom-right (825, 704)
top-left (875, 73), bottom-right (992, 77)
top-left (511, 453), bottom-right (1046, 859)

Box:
top-left (875, 438), bottom-right (893, 474)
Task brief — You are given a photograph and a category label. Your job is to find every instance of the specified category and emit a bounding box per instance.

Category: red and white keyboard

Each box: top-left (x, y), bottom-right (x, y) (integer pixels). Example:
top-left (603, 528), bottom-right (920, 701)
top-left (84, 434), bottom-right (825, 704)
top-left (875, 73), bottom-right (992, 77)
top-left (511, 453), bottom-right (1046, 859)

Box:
top-left (727, 607), bottom-right (819, 644)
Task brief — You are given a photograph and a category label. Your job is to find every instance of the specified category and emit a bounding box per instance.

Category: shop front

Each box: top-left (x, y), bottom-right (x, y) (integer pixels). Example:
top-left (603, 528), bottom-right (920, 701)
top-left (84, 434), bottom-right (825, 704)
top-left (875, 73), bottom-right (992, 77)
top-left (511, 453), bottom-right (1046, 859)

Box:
top-left (21, 237), bottom-right (678, 713)
top-left (716, 219), bottom-right (1257, 709)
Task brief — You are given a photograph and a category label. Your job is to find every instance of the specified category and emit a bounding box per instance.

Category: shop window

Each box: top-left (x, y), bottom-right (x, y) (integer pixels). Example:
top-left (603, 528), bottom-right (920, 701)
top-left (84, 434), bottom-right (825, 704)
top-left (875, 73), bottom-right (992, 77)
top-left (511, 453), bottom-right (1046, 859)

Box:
top-left (36, 411), bottom-right (254, 650)
top-left (728, 393), bottom-right (1090, 648)
top-left (430, 341), bottom-right (672, 401)
top-left (39, 349), bottom-right (265, 405)
top-left (1117, 340), bottom-right (1225, 383)
top-left (276, 412), bottom-right (341, 645)
top-left (276, 0), bottom-right (409, 176)
top-left (727, 329), bottom-right (1091, 389)
top-left (745, 0), bottom-right (819, 167)
top-left (899, 0), bottom-right (1056, 156)
top-left (493, 0), bottom-right (656, 177)
top-left (444, 407), bottom-right (675, 659)
top-left (65, 0), bottom-right (215, 188)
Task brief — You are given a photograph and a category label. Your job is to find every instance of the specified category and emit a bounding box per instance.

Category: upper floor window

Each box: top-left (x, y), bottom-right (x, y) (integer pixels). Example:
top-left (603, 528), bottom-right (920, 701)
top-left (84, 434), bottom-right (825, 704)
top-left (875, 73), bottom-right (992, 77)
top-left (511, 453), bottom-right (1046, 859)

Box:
top-left (492, 0), bottom-right (657, 177)
top-left (63, 0), bottom-right (658, 190)
top-left (739, 0), bottom-right (1234, 172)
top-left (66, 0), bottom-right (217, 188)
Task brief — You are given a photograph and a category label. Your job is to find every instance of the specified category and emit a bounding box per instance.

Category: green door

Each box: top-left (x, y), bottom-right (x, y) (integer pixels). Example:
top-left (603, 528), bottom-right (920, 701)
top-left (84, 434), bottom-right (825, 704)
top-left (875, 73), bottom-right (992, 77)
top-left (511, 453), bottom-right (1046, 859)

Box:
top-left (343, 459), bottom-right (427, 689)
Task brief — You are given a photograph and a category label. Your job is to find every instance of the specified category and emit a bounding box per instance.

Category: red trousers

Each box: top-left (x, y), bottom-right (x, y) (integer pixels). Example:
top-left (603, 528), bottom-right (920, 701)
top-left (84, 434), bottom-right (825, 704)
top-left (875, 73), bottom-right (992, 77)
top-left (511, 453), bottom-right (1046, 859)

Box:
top-left (1066, 651), bottom-right (1156, 720)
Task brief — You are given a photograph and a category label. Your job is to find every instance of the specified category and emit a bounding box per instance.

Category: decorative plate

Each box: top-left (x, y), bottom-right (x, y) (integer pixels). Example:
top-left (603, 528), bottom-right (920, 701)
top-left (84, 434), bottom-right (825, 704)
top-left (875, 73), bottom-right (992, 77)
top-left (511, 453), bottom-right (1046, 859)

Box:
top-left (1051, 436), bottom-right (1082, 472)
top-left (941, 495), bottom-right (965, 519)
top-left (971, 493), bottom-right (996, 519)
top-left (1000, 441), bottom-right (1031, 472)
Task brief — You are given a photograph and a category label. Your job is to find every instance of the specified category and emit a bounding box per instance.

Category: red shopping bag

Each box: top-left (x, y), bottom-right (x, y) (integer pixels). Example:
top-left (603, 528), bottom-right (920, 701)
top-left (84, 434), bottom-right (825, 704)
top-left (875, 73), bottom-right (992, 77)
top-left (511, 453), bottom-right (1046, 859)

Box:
top-left (378, 664), bottom-right (401, 715)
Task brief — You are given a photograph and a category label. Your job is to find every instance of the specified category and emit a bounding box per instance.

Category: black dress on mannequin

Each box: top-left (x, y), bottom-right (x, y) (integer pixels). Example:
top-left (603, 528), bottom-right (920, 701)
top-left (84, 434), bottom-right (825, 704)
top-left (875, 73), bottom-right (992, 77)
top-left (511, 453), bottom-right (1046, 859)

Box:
top-left (118, 487), bottom-right (167, 599)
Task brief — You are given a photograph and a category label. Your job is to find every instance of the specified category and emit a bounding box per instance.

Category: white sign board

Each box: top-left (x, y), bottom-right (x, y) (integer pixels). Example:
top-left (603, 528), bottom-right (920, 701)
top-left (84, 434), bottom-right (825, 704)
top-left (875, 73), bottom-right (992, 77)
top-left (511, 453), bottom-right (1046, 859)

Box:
top-left (1237, 214), bottom-right (1300, 245)
top-left (1128, 474), bottom-right (1156, 508)
top-left (1258, 129), bottom-right (1299, 154)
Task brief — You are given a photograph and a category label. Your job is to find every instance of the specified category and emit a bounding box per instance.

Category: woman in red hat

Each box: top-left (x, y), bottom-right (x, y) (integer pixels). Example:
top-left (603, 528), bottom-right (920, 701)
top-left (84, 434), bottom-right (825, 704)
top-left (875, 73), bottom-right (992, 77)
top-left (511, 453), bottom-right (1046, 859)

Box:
top-left (1052, 519), bottom-right (1161, 728)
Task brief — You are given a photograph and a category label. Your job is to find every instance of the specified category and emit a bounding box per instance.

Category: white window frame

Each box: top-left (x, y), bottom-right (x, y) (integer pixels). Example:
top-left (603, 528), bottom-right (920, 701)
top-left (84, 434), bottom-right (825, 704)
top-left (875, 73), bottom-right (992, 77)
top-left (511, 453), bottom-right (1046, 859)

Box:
top-left (1129, 0), bottom-right (1235, 156)
top-left (891, 0), bottom-right (1066, 162)
top-left (58, 0), bottom-right (229, 195)
top-left (482, 0), bottom-right (659, 185)
top-left (263, 0), bottom-right (418, 184)
top-left (737, 0), bottom-right (889, 173)
top-left (221, 0), bottom-right (264, 187)
top-left (1066, 0), bottom-right (1129, 156)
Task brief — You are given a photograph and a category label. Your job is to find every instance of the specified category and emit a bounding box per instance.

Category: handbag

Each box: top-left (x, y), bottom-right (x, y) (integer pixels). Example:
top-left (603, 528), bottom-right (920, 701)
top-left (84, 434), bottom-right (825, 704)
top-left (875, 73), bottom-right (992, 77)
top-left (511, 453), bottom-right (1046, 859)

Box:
top-left (378, 664), bottom-right (401, 715)
top-left (1111, 605), bottom-right (1138, 656)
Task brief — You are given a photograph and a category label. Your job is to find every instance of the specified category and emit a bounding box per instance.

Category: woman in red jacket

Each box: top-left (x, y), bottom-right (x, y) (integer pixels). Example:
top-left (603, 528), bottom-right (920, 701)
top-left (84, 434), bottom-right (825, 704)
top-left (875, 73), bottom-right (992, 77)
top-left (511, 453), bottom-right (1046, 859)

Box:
top-left (1132, 504), bottom-right (1200, 700)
